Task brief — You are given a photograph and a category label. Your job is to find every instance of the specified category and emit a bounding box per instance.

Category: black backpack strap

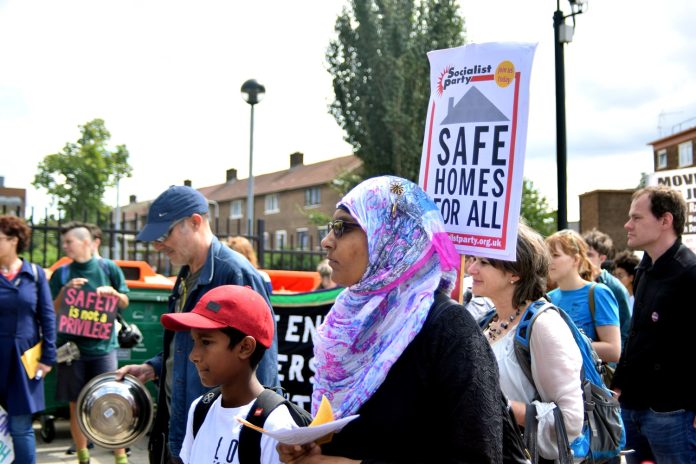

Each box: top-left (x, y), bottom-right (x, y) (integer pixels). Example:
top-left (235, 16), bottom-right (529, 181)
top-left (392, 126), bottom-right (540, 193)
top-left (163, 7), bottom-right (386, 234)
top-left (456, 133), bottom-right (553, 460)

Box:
top-left (239, 389), bottom-right (311, 464)
top-left (192, 387), bottom-right (222, 438)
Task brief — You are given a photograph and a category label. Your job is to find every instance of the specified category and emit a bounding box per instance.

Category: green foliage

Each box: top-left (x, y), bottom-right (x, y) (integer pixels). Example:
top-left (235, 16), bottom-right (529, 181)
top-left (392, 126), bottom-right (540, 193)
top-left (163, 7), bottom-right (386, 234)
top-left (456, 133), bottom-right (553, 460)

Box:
top-left (32, 119), bottom-right (132, 221)
top-left (24, 228), bottom-right (60, 268)
top-left (520, 179), bottom-right (557, 237)
top-left (330, 168), bottom-right (364, 197)
top-left (327, 0), bottom-right (465, 182)
top-left (638, 172), bottom-right (650, 188)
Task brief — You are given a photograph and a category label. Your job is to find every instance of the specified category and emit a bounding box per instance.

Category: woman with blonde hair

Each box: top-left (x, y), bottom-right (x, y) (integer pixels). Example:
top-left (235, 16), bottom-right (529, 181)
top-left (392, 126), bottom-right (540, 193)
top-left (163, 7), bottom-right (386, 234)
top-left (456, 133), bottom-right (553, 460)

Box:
top-left (227, 235), bottom-right (273, 293)
top-left (545, 230), bottom-right (621, 363)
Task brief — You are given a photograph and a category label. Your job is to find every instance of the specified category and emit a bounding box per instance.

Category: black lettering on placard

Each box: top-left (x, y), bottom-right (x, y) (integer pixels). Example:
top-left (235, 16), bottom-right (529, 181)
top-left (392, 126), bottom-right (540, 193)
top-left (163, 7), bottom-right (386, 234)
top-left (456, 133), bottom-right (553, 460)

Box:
top-left (466, 200), bottom-right (501, 229)
top-left (434, 198), bottom-right (460, 225)
top-left (492, 125), bottom-right (509, 166)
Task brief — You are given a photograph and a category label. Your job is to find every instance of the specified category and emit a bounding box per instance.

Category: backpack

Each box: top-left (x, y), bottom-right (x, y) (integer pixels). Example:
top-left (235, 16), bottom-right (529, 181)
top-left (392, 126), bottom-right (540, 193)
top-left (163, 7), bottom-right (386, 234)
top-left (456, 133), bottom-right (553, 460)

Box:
top-left (192, 388), bottom-right (313, 463)
top-left (505, 300), bottom-right (626, 463)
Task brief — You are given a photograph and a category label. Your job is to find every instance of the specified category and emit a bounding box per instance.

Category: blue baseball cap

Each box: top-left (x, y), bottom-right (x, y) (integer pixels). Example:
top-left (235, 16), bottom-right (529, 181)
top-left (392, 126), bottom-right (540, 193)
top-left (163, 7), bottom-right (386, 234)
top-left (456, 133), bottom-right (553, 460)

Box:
top-left (137, 186), bottom-right (209, 242)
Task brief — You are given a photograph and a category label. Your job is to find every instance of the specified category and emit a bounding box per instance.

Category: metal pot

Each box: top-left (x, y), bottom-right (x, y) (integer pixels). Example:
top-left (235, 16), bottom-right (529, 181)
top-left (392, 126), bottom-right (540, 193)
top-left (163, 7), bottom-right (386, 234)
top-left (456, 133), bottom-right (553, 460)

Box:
top-left (76, 372), bottom-right (154, 449)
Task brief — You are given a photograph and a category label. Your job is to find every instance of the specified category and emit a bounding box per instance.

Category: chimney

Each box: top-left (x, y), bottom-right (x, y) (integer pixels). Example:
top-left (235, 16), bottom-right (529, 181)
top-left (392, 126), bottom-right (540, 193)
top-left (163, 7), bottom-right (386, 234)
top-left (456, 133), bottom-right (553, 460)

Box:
top-left (0, 176), bottom-right (4, 188)
top-left (290, 152), bottom-right (304, 168)
top-left (129, 195), bottom-right (137, 204)
top-left (226, 168), bottom-right (237, 182)
top-left (184, 179), bottom-right (192, 187)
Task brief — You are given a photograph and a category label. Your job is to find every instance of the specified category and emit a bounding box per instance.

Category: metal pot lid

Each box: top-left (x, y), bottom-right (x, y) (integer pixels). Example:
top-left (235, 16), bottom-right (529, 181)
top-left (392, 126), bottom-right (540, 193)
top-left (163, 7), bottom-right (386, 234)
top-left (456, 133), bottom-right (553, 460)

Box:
top-left (76, 372), bottom-right (154, 449)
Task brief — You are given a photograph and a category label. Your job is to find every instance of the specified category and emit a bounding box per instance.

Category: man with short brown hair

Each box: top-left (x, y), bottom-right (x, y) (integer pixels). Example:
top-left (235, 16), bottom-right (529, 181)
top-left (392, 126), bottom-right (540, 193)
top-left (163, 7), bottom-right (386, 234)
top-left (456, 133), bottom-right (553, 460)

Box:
top-left (613, 185), bottom-right (696, 463)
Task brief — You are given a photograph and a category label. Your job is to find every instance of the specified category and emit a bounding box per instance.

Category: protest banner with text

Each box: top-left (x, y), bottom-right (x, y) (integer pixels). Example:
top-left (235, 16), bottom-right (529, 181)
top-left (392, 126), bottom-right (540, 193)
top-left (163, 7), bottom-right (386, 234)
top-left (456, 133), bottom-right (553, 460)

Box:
top-left (650, 167), bottom-right (696, 252)
top-left (57, 288), bottom-right (119, 339)
top-left (419, 42), bottom-right (536, 261)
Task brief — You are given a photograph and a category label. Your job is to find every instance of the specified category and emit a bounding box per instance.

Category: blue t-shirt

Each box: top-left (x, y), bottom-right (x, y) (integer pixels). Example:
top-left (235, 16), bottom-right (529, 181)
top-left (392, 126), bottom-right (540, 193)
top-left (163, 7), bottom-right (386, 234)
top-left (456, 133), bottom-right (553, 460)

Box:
top-left (548, 282), bottom-right (619, 341)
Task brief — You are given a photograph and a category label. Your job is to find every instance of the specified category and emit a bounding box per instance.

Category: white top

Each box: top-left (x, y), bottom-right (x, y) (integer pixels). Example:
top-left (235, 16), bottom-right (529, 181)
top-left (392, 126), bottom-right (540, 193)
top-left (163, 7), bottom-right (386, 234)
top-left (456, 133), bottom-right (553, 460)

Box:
top-left (490, 310), bottom-right (584, 460)
top-left (179, 394), bottom-right (297, 464)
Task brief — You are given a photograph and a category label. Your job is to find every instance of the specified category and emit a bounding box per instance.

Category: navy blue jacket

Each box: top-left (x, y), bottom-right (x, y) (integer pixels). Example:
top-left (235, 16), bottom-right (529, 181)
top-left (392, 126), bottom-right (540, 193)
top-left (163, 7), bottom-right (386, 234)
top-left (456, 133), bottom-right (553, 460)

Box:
top-left (146, 237), bottom-right (278, 456)
top-left (0, 260), bottom-right (57, 415)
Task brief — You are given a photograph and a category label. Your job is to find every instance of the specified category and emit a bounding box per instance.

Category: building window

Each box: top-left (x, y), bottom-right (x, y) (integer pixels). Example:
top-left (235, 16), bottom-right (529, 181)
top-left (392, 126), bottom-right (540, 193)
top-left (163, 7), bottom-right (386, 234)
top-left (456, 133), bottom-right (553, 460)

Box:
top-left (263, 231), bottom-right (270, 251)
top-left (679, 141), bottom-right (693, 167)
top-left (275, 230), bottom-right (287, 249)
top-left (265, 194), bottom-right (279, 214)
top-left (296, 228), bottom-right (309, 250)
top-left (230, 199), bottom-right (243, 219)
top-left (657, 149), bottom-right (667, 169)
top-left (305, 187), bottom-right (321, 207)
top-left (317, 226), bottom-right (328, 246)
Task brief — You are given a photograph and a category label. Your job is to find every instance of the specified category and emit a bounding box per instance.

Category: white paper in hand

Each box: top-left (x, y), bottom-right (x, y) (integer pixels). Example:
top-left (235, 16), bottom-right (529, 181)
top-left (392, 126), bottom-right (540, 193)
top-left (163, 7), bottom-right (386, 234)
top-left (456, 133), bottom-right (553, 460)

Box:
top-left (236, 414), bottom-right (359, 445)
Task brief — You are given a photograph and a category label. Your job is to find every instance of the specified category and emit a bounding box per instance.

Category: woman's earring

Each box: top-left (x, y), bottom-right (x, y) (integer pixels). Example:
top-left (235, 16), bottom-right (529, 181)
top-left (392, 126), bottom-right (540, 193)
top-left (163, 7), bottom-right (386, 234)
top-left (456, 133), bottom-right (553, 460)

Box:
top-left (510, 280), bottom-right (515, 284)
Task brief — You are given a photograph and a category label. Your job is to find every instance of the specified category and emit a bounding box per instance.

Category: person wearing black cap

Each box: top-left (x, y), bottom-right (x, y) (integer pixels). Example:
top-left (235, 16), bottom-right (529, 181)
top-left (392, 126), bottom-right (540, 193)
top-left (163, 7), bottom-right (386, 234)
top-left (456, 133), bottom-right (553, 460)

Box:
top-left (115, 185), bottom-right (278, 463)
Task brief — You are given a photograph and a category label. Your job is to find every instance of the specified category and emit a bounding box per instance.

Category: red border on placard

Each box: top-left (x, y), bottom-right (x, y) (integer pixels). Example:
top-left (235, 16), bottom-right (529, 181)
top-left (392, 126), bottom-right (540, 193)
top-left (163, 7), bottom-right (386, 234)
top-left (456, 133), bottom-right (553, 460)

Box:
top-left (422, 71), bottom-right (522, 251)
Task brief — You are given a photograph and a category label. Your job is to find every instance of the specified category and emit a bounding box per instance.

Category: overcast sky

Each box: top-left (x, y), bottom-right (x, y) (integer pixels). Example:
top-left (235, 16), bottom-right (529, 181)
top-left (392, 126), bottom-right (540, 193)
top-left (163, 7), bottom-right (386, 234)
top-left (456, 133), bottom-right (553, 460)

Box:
top-left (2, 0), bottom-right (695, 221)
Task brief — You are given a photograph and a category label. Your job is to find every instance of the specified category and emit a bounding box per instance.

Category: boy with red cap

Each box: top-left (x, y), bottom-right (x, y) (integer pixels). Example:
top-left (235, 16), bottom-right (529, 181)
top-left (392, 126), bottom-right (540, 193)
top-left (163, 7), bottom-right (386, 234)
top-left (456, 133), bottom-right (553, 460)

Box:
top-left (161, 285), bottom-right (300, 464)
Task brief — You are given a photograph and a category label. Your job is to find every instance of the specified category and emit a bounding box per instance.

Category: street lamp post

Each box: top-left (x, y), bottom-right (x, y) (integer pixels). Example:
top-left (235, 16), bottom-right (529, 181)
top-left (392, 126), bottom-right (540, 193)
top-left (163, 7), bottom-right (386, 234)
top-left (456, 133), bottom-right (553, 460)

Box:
top-left (240, 79), bottom-right (265, 236)
top-left (554, 0), bottom-right (586, 231)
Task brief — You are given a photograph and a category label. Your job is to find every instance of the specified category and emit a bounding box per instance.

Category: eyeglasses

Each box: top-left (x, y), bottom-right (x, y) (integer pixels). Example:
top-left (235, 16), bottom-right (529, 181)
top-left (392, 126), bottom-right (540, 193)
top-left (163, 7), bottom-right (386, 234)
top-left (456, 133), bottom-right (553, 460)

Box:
top-left (155, 218), bottom-right (186, 243)
top-left (327, 219), bottom-right (361, 239)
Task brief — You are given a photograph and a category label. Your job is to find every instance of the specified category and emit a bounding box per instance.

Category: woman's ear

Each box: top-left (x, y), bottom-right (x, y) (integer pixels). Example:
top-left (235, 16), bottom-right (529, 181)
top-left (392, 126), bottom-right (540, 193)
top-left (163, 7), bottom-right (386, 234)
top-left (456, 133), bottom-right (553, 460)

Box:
top-left (237, 336), bottom-right (257, 360)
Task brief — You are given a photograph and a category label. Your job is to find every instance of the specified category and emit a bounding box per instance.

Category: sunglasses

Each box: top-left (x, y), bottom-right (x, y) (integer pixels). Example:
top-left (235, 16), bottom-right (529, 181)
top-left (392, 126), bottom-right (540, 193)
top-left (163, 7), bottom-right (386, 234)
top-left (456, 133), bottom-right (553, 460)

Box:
top-left (155, 218), bottom-right (186, 243)
top-left (327, 219), bottom-right (362, 239)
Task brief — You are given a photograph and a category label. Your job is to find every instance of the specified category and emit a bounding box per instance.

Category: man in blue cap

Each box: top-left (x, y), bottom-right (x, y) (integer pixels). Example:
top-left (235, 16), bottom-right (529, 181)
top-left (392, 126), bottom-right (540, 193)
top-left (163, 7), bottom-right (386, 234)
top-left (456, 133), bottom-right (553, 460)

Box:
top-left (116, 185), bottom-right (278, 464)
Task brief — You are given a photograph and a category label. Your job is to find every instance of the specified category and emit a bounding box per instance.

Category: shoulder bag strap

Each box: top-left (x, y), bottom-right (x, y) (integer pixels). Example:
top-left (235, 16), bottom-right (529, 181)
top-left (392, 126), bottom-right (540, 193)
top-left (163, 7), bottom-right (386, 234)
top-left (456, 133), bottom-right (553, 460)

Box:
top-left (192, 387), bottom-right (222, 438)
top-left (239, 389), bottom-right (288, 464)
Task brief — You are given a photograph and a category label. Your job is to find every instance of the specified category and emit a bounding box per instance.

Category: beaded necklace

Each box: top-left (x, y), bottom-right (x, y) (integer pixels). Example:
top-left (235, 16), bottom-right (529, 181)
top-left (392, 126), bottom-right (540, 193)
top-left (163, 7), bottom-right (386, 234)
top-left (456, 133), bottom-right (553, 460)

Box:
top-left (485, 308), bottom-right (521, 341)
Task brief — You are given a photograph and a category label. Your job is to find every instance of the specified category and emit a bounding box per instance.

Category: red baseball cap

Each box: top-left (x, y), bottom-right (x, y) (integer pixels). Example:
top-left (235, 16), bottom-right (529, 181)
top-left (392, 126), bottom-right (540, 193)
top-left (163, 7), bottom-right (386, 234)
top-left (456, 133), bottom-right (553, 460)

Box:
top-left (160, 285), bottom-right (274, 348)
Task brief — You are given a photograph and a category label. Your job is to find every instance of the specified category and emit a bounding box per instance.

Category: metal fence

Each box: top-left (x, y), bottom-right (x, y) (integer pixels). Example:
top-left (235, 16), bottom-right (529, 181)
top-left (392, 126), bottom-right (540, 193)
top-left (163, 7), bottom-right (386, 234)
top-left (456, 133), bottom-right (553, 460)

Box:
top-left (3, 206), bottom-right (326, 274)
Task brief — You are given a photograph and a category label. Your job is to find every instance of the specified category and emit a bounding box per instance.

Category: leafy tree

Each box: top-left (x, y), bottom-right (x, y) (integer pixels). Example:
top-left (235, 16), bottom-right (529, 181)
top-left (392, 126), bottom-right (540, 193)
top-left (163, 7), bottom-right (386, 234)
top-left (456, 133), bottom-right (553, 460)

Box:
top-left (327, 0), bottom-right (465, 182)
top-left (33, 119), bottom-right (132, 221)
top-left (520, 179), bottom-right (557, 237)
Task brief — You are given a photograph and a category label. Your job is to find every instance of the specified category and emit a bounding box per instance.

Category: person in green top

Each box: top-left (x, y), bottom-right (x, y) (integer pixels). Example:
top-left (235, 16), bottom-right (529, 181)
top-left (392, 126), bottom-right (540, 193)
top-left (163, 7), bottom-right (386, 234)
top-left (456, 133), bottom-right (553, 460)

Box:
top-left (49, 222), bottom-right (129, 464)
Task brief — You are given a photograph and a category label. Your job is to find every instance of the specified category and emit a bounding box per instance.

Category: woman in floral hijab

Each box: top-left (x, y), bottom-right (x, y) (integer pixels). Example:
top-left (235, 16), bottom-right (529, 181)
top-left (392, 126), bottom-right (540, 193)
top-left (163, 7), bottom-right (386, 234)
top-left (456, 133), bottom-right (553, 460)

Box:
top-left (279, 176), bottom-right (504, 463)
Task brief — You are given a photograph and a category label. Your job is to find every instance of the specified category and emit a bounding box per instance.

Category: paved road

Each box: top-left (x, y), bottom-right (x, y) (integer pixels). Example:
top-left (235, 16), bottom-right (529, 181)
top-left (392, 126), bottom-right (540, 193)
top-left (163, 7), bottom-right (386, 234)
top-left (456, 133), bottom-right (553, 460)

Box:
top-left (35, 418), bottom-right (148, 464)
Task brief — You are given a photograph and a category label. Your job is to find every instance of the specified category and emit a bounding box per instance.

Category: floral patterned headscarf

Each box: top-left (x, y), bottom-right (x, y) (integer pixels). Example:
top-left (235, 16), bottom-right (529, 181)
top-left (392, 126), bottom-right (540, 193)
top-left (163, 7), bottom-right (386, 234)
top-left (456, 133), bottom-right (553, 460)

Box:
top-left (312, 175), bottom-right (459, 417)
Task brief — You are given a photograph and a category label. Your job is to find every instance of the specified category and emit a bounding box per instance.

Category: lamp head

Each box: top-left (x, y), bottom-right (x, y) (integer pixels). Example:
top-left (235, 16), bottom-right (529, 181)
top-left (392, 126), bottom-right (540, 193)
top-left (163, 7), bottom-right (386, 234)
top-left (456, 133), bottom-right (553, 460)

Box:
top-left (241, 79), bottom-right (266, 105)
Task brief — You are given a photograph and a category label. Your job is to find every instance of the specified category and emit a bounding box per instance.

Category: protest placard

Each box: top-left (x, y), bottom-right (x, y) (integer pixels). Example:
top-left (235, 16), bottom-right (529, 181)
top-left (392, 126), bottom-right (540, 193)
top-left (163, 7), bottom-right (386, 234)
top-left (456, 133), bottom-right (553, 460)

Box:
top-left (0, 406), bottom-right (14, 463)
top-left (419, 42), bottom-right (536, 261)
top-left (57, 287), bottom-right (119, 340)
top-left (650, 167), bottom-right (696, 252)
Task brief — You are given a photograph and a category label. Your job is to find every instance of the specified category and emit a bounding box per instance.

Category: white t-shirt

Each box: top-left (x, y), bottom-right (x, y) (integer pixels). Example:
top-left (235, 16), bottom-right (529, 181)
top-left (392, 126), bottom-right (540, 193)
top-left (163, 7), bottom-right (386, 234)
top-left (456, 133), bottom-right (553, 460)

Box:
top-left (179, 394), bottom-right (297, 464)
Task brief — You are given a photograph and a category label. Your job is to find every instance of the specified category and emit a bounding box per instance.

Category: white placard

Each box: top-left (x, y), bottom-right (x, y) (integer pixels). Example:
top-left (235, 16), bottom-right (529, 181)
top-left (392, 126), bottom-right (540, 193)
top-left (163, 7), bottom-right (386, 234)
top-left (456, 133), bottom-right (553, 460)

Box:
top-left (0, 406), bottom-right (15, 463)
top-left (419, 42), bottom-right (536, 261)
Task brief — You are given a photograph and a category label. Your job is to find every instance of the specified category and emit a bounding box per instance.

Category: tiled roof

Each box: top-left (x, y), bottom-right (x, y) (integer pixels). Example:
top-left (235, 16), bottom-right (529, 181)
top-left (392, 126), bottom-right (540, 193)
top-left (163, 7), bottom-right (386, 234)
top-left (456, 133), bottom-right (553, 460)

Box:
top-left (201, 155), bottom-right (362, 202)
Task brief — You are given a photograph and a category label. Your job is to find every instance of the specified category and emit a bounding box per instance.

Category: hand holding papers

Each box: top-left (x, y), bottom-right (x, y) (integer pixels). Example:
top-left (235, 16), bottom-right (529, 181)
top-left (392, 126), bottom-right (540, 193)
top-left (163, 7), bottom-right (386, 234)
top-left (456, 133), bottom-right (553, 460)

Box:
top-left (236, 395), bottom-right (358, 446)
